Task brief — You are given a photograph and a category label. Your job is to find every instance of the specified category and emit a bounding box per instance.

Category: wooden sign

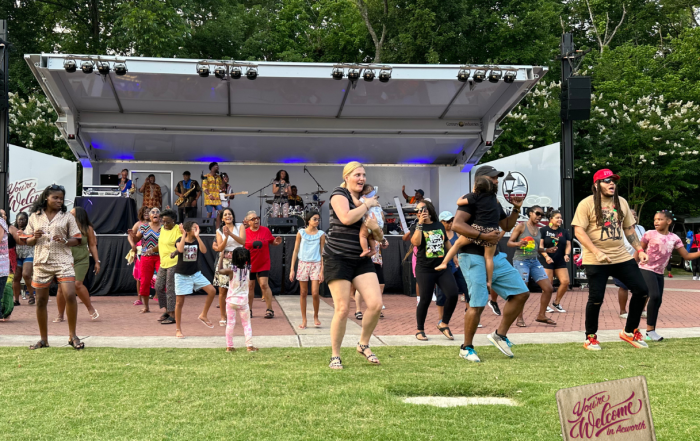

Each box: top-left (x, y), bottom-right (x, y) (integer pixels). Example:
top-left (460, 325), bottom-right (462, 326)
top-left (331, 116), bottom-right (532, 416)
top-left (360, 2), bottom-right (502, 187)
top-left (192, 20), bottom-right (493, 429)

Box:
top-left (556, 376), bottom-right (656, 441)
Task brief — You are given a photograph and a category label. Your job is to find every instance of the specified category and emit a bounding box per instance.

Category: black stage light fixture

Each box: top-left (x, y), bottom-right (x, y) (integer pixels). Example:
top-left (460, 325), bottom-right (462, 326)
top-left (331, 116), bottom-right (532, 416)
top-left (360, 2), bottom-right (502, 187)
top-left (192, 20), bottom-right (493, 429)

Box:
top-left (197, 64), bottom-right (210, 77)
top-left (348, 69), bottom-right (360, 81)
top-left (488, 69), bottom-right (502, 83)
top-left (231, 67), bottom-right (242, 79)
top-left (378, 69), bottom-right (391, 83)
top-left (97, 62), bottom-right (111, 75)
top-left (114, 63), bottom-right (128, 75)
top-left (80, 61), bottom-right (94, 74)
top-left (64, 60), bottom-right (77, 73)
top-left (457, 68), bottom-right (470, 82)
top-left (332, 67), bottom-right (344, 80)
top-left (363, 69), bottom-right (375, 82)
top-left (246, 67), bottom-right (258, 80)
top-left (473, 69), bottom-right (486, 82)
top-left (214, 66), bottom-right (227, 79)
top-left (503, 70), bottom-right (516, 83)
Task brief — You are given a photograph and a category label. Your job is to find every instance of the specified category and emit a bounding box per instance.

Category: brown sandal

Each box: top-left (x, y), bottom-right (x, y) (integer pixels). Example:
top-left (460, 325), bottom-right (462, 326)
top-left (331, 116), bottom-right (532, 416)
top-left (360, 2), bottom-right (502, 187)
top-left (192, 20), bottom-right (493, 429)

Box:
top-left (437, 324), bottom-right (454, 340)
top-left (415, 331), bottom-right (428, 341)
top-left (535, 318), bottom-right (557, 325)
top-left (29, 340), bottom-right (49, 350)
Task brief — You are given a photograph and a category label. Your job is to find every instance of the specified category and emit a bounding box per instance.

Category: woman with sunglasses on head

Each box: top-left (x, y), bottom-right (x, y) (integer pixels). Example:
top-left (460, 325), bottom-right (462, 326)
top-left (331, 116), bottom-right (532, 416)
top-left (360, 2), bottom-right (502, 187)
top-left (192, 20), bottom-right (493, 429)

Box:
top-left (54, 207), bottom-right (100, 323)
top-left (128, 207), bottom-right (162, 313)
top-left (244, 211), bottom-right (282, 318)
top-left (21, 185), bottom-right (84, 350)
top-left (11, 212), bottom-right (35, 306)
top-left (324, 162), bottom-right (384, 369)
top-left (213, 208), bottom-right (245, 325)
top-left (507, 205), bottom-right (557, 326)
top-left (540, 210), bottom-right (571, 313)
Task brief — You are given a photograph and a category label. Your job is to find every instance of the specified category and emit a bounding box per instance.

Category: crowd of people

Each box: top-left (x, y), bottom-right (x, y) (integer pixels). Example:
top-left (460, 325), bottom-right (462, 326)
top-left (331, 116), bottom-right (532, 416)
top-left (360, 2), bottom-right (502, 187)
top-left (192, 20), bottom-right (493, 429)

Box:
top-left (0, 162), bottom-right (693, 369)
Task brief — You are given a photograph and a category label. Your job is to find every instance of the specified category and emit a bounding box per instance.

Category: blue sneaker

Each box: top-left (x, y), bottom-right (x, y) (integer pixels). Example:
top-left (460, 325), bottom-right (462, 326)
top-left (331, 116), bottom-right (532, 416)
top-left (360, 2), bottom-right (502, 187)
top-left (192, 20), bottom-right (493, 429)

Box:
top-left (459, 346), bottom-right (480, 362)
top-left (487, 332), bottom-right (514, 358)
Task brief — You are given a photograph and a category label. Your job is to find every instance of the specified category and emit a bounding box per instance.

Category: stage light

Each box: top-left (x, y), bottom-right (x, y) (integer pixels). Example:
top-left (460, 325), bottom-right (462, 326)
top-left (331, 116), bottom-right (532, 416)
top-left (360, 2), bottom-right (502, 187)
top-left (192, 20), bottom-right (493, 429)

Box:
top-left (246, 67), bottom-right (258, 80)
top-left (363, 69), bottom-right (375, 82)
top-left (332, 67), bottom-right (344, 80)
top-left (473, 69), bottom-right (486, 82)
top-left (378, 69), bottom-right (391, 83)
top-left (80, 61), bottom-right (94, 74)
top-left (197, 64), bottom-right (210, 77)
top-left (114, 63), bottom-right (128, 75)
top-left (231, 67), bottom-right (242, 79)
top-left (457, 68), bottom-right (470, 82)
top-left (488, 69), bottom-right (502, 83)
top-left (503, 71), bottom-right (516, 83)
top-left (214, 66), bottom-right (226, 79)
top-left (97, 62), bottom-right (110, 75)
top-left (348, 69), bottom-right (360, 81)
top-left (64, 60), bottom-right (77, 73)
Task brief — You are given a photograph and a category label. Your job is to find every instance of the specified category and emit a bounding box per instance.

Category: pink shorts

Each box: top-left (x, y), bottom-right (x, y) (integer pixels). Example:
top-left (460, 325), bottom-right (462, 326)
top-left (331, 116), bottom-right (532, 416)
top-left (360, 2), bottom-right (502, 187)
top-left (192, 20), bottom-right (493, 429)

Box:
top-left (297, 261), bottom-right (322, 282)
top-left (412, 248), bottom-right (417, 277)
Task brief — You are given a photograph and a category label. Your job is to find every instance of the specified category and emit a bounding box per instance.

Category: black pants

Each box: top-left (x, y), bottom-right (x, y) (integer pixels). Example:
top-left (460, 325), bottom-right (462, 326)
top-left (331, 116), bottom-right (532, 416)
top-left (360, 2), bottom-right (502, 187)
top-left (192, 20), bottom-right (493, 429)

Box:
top-left (641, 269), bottom-right (664, 328)
top-left (691, 248), bottom-right (700, 276)
top-left (416, 269), bottom-right (458, 330)
top-left (178, 206), bottom-right (197, 223)
top-left (584, 259), bottom-right (648, 335)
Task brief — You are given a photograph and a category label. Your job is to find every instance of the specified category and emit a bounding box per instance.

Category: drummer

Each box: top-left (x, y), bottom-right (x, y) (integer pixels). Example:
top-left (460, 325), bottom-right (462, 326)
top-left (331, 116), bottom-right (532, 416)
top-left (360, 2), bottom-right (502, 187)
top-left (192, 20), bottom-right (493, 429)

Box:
top-left (288, 186), bottom-right (305, 212)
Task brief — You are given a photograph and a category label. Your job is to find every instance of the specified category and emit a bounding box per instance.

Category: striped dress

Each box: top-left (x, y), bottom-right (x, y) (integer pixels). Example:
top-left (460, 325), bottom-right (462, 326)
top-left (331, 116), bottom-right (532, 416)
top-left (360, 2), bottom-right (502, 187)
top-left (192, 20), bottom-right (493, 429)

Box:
top-left (323, 187), bottom-right (364, 258)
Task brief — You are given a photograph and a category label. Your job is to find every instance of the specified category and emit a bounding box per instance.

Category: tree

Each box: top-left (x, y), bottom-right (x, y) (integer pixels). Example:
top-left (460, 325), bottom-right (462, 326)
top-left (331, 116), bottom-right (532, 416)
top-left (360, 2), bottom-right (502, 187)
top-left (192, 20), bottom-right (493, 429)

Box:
top-left (8, 92), bottom-right (72, 159)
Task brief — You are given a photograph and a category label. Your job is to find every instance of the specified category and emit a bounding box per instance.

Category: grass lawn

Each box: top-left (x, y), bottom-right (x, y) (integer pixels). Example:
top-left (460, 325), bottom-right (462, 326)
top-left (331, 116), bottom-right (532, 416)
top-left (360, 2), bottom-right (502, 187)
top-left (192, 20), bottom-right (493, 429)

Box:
top-left (1, 339), bottom-right (699, 440)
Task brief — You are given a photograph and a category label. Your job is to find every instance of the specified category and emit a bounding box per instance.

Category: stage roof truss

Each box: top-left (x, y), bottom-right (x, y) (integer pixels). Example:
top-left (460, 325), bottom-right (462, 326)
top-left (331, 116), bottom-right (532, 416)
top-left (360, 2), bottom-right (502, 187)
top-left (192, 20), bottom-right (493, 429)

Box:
top-left (25, 54), bottom-right (547, 167)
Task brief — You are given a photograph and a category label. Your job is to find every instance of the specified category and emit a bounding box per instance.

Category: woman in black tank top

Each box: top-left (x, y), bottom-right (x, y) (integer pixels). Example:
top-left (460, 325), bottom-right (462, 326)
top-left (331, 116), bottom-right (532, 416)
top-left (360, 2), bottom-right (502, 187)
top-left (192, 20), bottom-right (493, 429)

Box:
top-left (324, 162), bottom-right (384, 370)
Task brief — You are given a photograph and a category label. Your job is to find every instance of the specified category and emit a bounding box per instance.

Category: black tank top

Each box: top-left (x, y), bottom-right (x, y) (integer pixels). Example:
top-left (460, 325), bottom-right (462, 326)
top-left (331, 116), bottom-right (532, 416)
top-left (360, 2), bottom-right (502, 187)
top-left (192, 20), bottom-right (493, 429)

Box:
top-left (323, 187), bottom-right (364, 259)
top-left (8, 231), bottom-right (15, 249)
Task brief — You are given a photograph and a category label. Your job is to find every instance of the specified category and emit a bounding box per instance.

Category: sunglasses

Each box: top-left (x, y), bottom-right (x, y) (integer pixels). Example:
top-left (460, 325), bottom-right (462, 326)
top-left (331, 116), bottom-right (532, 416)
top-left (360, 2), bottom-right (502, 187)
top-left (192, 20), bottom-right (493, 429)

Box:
top-left (248, 217), bottom-right (260, 221)
top-left (49, 184), bottom-right (65, 191)
top-left (417, 207), bottom-right (427, 212)
top-left (599, 178), bottom-right (616, 184)
top-left (533, 211), bottom-right (544, 217)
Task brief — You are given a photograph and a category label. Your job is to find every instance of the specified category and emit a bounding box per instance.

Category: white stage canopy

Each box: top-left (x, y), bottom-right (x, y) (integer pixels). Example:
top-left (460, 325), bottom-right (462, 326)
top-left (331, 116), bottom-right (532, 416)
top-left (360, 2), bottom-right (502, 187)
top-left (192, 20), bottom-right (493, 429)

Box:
top-left (25, 55), bottom-right (546, 168)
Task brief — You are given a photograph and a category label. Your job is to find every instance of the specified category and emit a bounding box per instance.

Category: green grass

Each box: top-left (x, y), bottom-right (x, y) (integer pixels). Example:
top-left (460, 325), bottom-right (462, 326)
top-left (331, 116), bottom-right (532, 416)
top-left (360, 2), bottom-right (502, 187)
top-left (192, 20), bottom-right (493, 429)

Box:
top-left (2, 339), bottom-right (700, 440)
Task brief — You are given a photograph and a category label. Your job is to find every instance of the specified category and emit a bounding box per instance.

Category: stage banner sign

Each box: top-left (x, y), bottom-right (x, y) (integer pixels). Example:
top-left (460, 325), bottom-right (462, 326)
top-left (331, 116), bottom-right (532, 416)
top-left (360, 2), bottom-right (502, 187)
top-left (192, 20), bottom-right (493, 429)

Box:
top-left (8, 144), bottom-right (77, 221)
top-left (556, 376), bottom-right (656, 441)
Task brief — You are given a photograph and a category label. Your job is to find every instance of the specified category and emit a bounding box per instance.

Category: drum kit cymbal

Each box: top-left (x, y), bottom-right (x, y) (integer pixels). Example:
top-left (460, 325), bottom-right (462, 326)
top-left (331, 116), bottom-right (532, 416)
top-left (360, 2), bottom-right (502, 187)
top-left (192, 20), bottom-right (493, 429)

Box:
top-left (259, 190), bottom-right (327, 206)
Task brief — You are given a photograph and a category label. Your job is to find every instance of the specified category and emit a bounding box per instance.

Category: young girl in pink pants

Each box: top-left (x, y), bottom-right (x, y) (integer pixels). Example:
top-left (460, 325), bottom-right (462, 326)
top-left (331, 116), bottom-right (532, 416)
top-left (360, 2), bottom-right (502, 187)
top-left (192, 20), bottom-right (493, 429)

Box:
top-left (219, 247), bottom-right (258, 352)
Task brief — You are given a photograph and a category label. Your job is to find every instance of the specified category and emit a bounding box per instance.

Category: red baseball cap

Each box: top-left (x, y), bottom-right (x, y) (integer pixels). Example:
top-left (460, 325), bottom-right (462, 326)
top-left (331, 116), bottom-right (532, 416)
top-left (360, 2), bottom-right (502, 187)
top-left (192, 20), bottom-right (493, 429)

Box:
top-left (592, 169), bottom-right (620, 182)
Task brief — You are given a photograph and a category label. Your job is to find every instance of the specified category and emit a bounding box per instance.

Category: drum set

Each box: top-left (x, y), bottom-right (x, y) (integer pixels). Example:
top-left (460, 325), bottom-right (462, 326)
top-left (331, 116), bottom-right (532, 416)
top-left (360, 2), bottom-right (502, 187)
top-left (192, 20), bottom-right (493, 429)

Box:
top-left (259, 190), bottom-right (327, 232)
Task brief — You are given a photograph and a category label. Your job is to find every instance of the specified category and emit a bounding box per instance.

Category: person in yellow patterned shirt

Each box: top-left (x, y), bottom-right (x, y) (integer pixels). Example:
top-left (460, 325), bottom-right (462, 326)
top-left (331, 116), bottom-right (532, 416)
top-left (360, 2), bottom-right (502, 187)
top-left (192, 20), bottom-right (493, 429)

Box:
top-left (203, 162), bottom-right (224, 220)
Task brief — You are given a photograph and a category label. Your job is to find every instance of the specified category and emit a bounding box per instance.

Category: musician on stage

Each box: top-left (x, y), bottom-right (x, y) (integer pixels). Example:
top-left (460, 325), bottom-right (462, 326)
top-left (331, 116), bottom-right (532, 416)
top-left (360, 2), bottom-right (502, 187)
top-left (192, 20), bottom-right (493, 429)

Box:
top-left (288, 185), bottom-right (304, 211)
top-left (272, 170), bottom-right (291, 218)
top-left (203, 162), bottom-right (224, 220)
top-left (174, 171), bottom-right (201, 223)
top-left (119, 169), bottom-right (134, 196)
top-left (139, 174), bottom-right (162, 210)
top-left (220, 173), bottom-right (237, 209)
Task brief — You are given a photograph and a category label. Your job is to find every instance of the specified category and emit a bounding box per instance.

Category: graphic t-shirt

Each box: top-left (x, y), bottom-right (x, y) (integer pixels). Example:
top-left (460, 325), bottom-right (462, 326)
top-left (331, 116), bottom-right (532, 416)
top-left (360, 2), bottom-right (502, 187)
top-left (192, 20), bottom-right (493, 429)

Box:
top-left (513, 224), bottom-right (541, 261)
top-left (638, 230), bottom-right (683, 275)
top-left (571, 194), bottom-right (635, 265)
top-left (411, 221), bottom-right (447, 273)
top-left (158, 226), bottom-right (182, 269)
top-left (245, 226), bottom-right (275, 272)
top-left (174, 238), bottom-right (200, 276)
top-left (540, 226), bottom-right (570, 261)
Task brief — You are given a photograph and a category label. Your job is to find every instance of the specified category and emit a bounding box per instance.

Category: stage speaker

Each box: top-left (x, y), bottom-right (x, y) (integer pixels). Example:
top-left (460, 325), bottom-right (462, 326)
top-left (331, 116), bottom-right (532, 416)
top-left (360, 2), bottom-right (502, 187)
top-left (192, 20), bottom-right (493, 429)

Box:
top-left (560, 76), bottom-right (591, 121)
top-left (185, 217), bottom-right (216, 234)
top-left (100, 174), bottom-right (119, 185)
top-left (401, 260), bottom-right (417, 297)
top-left (267, 217), bottom-right (305, 228)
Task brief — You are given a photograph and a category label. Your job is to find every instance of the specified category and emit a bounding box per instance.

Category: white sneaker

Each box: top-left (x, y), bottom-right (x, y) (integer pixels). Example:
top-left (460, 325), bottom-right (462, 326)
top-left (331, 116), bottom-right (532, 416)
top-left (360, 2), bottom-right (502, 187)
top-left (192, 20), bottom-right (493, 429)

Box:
top-left (382, 305), bottom-right (386, 310)
top-left (432, 293), bottom-right (437, 302)
top-left (459, 346), bottom-right (481, 362)
top-left (693, 276), bottom-right (698, 280)
top-left (546, 306), bottom-right (555, 313)
top-left (552, 303), bottom-right (567, 313)
top-left (641, 311), bottom-right (647, 318)
top-left (619, 313), bottom-right (628, 319)
top-left (478, 323), bottom-right (483, 328)
top-left (416, 296), bottom-right (420, 305)
top-left (487, 332), bottom-right (514, 358)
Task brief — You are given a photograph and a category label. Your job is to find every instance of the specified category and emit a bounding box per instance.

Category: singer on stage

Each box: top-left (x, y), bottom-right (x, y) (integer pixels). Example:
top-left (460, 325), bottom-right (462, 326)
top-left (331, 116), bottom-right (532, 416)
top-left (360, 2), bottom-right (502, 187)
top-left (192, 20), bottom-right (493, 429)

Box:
top-left (272, 170), bottom-right (291, 218)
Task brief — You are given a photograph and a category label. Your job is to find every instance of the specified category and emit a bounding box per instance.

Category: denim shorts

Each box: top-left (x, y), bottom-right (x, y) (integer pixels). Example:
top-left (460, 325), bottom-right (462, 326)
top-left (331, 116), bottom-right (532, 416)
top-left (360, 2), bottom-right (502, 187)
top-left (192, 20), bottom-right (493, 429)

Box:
top-left (514, 258), bottom-right (549, 284)
top-left (205, 204), bottom-right (223, 213)
top-left (16, 256), bottom-right (34, 267)
top-left (612, 277), bottom-right (628, 291)
top-left (174, 271), bottom-right (212, 295)
top-left (458, 252), bottom-right (528, 308)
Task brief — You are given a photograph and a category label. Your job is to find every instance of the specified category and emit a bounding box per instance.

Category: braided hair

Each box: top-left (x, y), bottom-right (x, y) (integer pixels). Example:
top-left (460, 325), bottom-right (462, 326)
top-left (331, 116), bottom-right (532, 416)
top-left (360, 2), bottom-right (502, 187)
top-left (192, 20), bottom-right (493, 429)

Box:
top-left (591, 182), bottom-right (625, 227)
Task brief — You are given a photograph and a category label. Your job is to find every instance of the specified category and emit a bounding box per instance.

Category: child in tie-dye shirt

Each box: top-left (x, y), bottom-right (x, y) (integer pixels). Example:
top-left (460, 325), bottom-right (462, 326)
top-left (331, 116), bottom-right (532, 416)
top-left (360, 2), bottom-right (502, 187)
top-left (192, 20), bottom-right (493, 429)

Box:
top-left (219, 247), bottom-right (258, 352)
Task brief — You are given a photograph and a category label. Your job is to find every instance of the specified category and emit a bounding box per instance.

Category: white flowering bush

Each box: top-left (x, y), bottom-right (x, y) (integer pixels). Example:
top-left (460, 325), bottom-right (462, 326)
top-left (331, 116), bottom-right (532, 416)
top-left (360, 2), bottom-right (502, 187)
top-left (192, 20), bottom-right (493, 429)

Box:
top-left (8, 92), bottom-right (72, 159)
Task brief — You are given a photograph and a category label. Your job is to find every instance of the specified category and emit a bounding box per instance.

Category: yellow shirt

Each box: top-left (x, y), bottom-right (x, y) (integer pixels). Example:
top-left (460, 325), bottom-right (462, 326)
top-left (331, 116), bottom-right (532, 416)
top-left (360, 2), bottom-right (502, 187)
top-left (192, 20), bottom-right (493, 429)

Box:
top-left (158, 226), bottom-right (183, 269)
top-left (571, 194), bottom-right (635, 265)
top-left (203, 174), bottom-right (223, 206)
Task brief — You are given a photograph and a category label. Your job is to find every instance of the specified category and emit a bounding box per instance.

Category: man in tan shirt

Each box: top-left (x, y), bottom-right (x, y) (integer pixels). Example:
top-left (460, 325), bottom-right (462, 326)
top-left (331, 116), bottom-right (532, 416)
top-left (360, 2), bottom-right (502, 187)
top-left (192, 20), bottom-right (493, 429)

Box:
top-left (571, 169), bottom-right (649, 351)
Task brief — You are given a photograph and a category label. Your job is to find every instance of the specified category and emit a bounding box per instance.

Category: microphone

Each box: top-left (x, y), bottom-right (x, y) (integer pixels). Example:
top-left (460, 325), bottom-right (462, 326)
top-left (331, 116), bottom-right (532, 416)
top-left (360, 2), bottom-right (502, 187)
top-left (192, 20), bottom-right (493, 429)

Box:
top-left (304, 166), bottom-right (308, 174)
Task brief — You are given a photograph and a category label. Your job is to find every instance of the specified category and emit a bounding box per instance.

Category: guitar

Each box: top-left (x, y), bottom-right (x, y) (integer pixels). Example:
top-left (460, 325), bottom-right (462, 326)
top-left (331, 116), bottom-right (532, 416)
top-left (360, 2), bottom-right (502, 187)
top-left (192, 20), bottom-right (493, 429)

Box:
top-left (220, 191), bottom-right (248, 200)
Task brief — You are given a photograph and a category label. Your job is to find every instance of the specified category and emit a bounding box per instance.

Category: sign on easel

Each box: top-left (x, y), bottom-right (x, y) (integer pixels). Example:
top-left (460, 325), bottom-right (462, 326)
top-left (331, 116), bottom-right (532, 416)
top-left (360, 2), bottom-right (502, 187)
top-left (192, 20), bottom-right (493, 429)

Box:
top-left (556, 376), bottom-right (656, 440)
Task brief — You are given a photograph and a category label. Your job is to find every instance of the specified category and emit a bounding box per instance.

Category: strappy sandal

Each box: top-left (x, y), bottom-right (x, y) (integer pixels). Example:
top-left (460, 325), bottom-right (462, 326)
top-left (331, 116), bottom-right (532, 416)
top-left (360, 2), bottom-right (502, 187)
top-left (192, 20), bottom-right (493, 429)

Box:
top-left (355, 311), bottom-right (363, 320)
top-left (437, 324), bottom-right (454, 340)
top-left (264, 309), bottom-right (274, 319)
top-left (357, 343), bottom-right (380, 365)
top-left (29, 340), bottom-right (49, 350)
top-left (28, 296), bottom-right (36, 305)
top-left (535, 318), bottom-right (557, 326)
top-left (53, 317), bottom-right (64, 323)
top-left (219, 320), bottom-right (227, 327)
top-left (516, 319), bottom-right (527, 327)
top-left (69, 337), bottom-right (85, 350)
top-left (329, 356), bottom-right (343, 370)
top-left (415, 331), bottom-right (428, 341)
top-left (157, 313), bottom-right (170, 322)
top-left (90, 310), bottom-right (99, 320)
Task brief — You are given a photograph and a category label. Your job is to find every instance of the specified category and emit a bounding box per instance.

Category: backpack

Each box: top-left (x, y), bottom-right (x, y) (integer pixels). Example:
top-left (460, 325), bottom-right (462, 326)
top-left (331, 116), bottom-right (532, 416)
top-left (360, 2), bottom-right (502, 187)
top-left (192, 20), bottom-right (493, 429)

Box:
top-left (1, 274), bottom-right (14, 319)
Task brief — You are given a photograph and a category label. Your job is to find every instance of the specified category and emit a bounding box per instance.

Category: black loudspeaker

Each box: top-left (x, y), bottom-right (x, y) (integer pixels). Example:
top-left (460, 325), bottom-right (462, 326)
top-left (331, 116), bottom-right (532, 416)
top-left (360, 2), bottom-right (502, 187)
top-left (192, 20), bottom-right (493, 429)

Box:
top-left (401, 260), bottom-right (417, 297)
top-left (561, 76), bottom-right (591, 121)
top-left (100, 174), bottom-right (119, 185)
top-left (186, 217), bottom-right (216, 234)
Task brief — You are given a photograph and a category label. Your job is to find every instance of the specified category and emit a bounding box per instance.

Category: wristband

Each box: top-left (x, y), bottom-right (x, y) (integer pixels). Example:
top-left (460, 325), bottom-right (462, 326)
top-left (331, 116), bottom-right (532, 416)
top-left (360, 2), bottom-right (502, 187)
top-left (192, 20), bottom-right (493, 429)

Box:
top-left (476, 232), bottom-right (482, 240)
top-left (637, 248), bottom-right (644, 253)
top-left (416, 224), bottom-right (423, 230)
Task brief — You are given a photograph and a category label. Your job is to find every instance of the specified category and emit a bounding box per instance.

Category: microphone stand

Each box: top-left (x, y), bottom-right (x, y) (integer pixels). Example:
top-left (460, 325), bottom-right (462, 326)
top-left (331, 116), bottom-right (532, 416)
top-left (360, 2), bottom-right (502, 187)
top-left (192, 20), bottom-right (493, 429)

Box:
top-left (304, 166), bottom-right (326, 227)
top-left (248, 182), bottom-right (274, 226)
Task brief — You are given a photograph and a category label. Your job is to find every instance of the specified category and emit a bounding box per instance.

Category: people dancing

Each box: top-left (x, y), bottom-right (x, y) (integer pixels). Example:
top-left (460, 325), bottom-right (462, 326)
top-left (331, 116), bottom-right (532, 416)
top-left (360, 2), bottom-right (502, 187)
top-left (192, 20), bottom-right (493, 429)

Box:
top-left (289, 210), bottom-right (325, 329)
top-left (55, 207), bottom-right (100, 322)
top-left (22, 185), bottom-right (84, 350)
top-left (11, 212), bottom-right (35, 305)
top-left (153, 209), bottom-right (181, 325)
top-left (128, 206), bottom-right (151, 306)
top-left (571, 169), bottom-right (650, 351)
top-left (128, 207), bottom-right (162, 313)
top-left (220, 247), bottom-right (258, 352)
top-left (324, 162), bottom-right (384, 369)
top-left (213, 208), bottom-right (246, 326)
top-left (272, 170), bottom-right (291, 218)
top-left (244, 211), bottom-right (282, 318)
top-left (540, 210), bottom-right (571, 313)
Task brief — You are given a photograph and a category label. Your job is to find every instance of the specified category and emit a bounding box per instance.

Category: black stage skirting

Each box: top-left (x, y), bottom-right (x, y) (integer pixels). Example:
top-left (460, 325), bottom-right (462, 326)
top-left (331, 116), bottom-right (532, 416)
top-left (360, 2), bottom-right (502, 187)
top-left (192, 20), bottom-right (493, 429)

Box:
top-left (87, 235), bottom-right (410, 296)
top-left (75, 197), bottom-right (138, 234)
